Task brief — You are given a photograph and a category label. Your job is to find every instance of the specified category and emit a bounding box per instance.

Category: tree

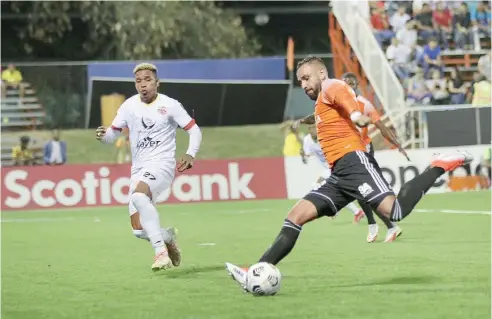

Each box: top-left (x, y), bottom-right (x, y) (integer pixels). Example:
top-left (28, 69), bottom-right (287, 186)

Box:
top-left (7, 1), bottom-right (260, 60)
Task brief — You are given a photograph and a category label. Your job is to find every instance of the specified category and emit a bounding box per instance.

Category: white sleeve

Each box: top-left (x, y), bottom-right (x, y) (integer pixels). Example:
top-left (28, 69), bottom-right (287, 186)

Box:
top-left (303, 137), bottom-right (312, 155)
top-left (110, 105), bottom-right (129, 131)
top-left (169, 102), bottom-right (195, 130)
top-left (101, 105), bottom-right (128, 144)
top-left (169, 102), bottom-right (202, 158)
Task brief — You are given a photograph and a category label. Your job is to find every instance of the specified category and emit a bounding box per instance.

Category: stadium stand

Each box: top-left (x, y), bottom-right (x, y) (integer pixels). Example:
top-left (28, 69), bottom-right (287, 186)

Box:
top-left (1, 82), bottom-right (45, 130)
top-left (1, 135), bottom-right (44, 166)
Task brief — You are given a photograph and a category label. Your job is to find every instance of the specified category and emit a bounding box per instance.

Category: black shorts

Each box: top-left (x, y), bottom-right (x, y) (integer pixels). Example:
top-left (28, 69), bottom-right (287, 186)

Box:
top-left (303, 150), bottom-right (394, 217)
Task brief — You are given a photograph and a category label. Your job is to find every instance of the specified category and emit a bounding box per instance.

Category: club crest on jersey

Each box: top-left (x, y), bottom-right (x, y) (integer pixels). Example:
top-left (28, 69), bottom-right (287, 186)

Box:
top-left (157, 107), bottom-right (167, 115)
top-left (358, 183), bottom-right (374, 198)
top-left (141, 117), bottom-right (156, 130)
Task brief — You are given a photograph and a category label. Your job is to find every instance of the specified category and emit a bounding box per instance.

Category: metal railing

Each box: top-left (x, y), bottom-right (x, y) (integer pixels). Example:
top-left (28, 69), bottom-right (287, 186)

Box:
top-left (330, 0), bottom-right (408, 142)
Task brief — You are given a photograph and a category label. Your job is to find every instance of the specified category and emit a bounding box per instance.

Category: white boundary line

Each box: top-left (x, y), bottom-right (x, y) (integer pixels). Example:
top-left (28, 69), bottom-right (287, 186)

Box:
top-left (415, 209), bottom-right (491, 215)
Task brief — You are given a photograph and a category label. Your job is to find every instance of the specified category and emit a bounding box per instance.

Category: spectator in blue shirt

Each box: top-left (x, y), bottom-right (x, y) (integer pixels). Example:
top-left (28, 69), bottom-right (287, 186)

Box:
top-left (471, 1), bottom-right (491, 37)
top-left (43, 129), bottom-right (67, 165)
top-left (453, 3), bottom-right (474, 50)
top-left (419, 38), bottom-right (443, 78)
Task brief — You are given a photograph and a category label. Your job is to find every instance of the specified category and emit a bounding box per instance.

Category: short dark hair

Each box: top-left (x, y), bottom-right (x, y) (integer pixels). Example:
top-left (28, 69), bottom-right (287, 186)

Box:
top-left (341, 72), bottom-right (357, 80)
top-left (297, 55), bottom-right (325, 70)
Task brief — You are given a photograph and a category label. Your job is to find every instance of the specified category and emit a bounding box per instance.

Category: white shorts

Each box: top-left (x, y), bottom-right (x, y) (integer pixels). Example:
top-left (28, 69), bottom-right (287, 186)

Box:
top-left (128, 161), bottom-right (175, 215)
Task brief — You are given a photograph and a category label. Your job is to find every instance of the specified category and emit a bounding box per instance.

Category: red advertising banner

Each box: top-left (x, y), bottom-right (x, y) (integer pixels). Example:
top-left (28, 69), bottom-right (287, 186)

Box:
top-left (1, 158), bottom-right (287, 211)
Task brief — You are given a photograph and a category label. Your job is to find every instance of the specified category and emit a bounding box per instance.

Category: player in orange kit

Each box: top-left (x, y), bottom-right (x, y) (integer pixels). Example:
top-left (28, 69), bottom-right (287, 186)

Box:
top-left (226, 56), bottom-right (472, 290)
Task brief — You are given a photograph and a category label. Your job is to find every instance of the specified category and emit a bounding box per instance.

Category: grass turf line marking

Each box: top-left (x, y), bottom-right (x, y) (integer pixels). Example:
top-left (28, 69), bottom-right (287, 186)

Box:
top-left (415, 209), bottom-right (491, 215)
top-left (198, 243), bottom-right (216, 246)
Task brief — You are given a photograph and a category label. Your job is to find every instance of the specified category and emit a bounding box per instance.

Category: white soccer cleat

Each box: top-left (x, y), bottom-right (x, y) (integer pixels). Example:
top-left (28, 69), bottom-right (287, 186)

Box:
top-left (225, 262), bottom-right (249, 292)
top-left (384, 226), bottom-right (403, 243)
top-left (165, 227), bottom-right (181, 267)
top-left (367, 224), bottom-right (378, 243)
top-left (151, 251), bottom-right (173, 272)
top-left (431, 151), bottom-right (474, 172)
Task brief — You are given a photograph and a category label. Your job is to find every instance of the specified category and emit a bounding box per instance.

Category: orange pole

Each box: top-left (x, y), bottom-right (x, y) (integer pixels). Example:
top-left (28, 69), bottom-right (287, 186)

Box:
top-left (287, 37), bottom-right (294, 72)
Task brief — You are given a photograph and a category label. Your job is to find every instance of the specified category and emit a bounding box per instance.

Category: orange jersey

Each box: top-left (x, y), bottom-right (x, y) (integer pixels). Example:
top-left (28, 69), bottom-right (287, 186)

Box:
top-left (356, 95), bottom-right (380, 145)
top-left (315, 79), bottom-right (366, 167)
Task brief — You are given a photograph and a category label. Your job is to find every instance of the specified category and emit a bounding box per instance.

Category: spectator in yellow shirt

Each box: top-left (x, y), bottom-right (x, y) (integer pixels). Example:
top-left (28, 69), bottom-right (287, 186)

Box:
top-left (115, 131), bottom-right (131, 164)
top-left (280, 120), bottom-right (307, 162)
top-left (2, 64), bottom-right (25, 98)
top-left (12, 136), bottom-right (33, 166)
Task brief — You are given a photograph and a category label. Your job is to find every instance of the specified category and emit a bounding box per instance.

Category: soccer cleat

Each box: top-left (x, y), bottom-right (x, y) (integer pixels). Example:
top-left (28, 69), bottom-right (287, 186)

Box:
top-left (165, 227), bottom-right (181, 267)
top-left (151, 250), bottom-right (173, 272)
top-left (225, 262), bottom-right (249, 292)
top-left (431, 151), bottom-right (474, 172)
top-left (384, 226), bottom-right (403, 243)
top-left (353, 210), bottom-right (365, 224)
top-left (367, 224), bottom-right (378, 243)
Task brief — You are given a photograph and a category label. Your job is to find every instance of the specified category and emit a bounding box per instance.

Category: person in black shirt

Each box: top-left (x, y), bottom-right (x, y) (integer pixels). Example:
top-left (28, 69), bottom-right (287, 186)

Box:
top-left (453, 3), bottom-right (474, 49)
top-left (415, 3), bottom-right (436, 41)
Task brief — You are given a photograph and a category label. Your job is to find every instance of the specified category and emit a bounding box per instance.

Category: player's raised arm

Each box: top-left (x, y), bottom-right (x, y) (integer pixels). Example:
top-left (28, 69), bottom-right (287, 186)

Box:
top-left (332, 83), bottom-right (371, 127)
top-left (96, 106), bottom-right (128, 143)
top-left (362, 100), bottom-right (410, 161)
top-left (170, 103), bottom-right (202, 172)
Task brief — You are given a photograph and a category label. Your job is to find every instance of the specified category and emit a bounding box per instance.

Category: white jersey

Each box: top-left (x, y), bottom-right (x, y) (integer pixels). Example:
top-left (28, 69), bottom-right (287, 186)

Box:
top-left (110, 93), bottom-right (194, 168)
top-left (303, 134), bottom-right (328, 169)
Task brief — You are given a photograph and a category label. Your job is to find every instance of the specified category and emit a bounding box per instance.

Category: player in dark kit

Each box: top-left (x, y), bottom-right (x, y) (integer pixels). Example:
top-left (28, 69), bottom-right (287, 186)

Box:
top-left (225, 55), bottom-right (473, 293)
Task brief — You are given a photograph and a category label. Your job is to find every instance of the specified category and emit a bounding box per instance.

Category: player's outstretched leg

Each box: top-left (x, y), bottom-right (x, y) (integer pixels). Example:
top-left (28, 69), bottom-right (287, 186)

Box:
top-left (130, 184), bottom-right (173, 271)
top-left (258, 199), bottom-right (319, 265)
top-left (380, 151), bottom-right (473, 227)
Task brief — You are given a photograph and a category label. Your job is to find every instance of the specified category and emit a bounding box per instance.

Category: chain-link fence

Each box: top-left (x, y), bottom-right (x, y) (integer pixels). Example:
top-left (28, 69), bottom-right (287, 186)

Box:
top-left (7, 63), bottom-right (88, 129)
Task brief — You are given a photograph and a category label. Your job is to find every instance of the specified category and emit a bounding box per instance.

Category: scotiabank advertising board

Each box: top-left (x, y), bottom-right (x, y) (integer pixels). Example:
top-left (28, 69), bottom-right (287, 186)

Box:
top-left (1, 158), bottom-right (287, 211)
top-left (284, 145), bottom-right (489, 198)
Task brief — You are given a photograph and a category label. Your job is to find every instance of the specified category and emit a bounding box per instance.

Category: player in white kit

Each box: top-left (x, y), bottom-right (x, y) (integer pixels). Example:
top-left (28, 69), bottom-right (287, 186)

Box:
top-left (96, 63), bottom-right (202, 271)
top-left (302, 124), bottom-right (364, 219)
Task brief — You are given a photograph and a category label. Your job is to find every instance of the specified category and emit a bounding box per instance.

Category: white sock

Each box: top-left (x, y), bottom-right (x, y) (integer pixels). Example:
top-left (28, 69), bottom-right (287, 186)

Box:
top-left (369, 224), bottom-right (378, 233)
top-left (130, 193), bottom-right (167, 255)
top-left (346, 202), bottom-right (360, 215)
top-left (132, 228), bottom-right (171, 243)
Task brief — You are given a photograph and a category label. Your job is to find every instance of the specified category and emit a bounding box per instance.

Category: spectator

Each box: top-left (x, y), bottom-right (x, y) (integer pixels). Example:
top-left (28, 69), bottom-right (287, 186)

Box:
top-left (12, 136), bottom-right (33, 166)
top-left (390, 5), bottom-right (411, 33)
top-left (432, 2), bottom-right (453, 49)
top-left (397, 20), bottom-right (421, 60)
top-left (371, 7), bottom-right (394, 46)
top-left (43, 129), bottom-right (67, 165)
top-left (478, 52), bottom-right (491, 82)
top-left (415, 3), bottom-right (436, 41)
top-left (453, 2), bottom-right (474, 50)
top-left (1, 64), bottom-right (25, 99)
top-left (426, 69), bottom-right (449, 105)
top-left (280, 120), bottom-right (305, 159)
top-left (419, 37), bottom-right (443, 78)
top-left (471, 1), bottom-right (491, 38)
top-left (447, 67), bottom-right (469, 104)
top-left (406, 68), bottom-right (433, 105)
top-left (386, 37), bottom-right (412, 80)
top-left (471, 74), bottom-right (491, 106)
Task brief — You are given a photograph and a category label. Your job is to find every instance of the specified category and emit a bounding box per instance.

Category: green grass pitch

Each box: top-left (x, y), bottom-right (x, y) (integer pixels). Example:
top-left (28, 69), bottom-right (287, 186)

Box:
top-left (2, 191), bottom-right (491, 319)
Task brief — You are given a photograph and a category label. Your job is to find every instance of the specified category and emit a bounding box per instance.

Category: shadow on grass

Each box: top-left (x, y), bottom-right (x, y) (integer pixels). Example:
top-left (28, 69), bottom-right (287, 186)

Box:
top-left (153, 264), bottom-right (225, 278)
top-left (327, 275), bottom-right (441, 289)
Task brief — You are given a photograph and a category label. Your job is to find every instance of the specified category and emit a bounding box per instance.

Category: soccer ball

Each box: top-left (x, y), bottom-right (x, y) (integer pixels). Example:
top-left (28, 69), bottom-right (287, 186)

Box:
top-left (246, 262), bottom-right (282, 296)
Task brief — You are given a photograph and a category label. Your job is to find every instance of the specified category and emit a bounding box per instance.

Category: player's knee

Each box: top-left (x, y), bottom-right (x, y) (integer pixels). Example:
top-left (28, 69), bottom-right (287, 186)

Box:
top-left (287, 199), bottom-right (318, 226)
top-left (133, 182), bottom-right (152, 198)
top-left (130, 192), bottom-right (150, 206)
top-left (376, 195), bottom-right (395, 218)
